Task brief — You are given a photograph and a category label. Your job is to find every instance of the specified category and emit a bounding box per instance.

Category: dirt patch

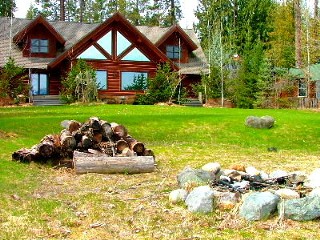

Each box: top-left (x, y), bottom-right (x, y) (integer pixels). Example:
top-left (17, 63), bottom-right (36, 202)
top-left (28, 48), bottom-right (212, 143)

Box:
top-left (0, 130), bottom-right (18, 139)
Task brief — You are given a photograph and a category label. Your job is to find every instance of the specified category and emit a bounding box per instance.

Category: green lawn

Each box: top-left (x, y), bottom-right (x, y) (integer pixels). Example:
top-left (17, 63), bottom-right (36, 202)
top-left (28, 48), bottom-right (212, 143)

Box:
top-left (1, 105), bottom-right (320, 239)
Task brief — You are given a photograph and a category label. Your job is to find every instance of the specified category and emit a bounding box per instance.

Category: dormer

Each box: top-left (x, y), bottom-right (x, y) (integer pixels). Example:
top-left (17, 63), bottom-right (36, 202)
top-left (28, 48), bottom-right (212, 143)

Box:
top-left (155, 25), bottom-right (198, 64)
top-left (13, 15), bottom-right (66, 58)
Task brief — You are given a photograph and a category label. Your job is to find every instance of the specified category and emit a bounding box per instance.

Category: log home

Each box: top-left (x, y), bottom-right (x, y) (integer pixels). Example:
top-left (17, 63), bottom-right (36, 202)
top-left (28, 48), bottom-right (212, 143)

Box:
top-left (0, 13), bottom-right (208, 104)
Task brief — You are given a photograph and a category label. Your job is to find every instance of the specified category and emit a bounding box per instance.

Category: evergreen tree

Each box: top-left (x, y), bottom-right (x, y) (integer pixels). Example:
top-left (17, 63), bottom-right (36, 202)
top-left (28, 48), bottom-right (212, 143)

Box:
top-left (0, 0), bottom-right (16, 17)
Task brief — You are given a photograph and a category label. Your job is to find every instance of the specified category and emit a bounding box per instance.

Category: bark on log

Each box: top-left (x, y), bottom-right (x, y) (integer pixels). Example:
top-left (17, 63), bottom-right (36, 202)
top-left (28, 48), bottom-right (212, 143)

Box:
top-left (81, 135), bottom-right (93, 149)
top-left (37, 135), bottom-right (60, 158)
top-left (100, 120), bottom-right (113, 140)
top-left (60, 130), bottom-right (77, 150)
top-left (73, 151), bottom-right (155, 174)
top-left (88, 117), bottom-right (101, 131)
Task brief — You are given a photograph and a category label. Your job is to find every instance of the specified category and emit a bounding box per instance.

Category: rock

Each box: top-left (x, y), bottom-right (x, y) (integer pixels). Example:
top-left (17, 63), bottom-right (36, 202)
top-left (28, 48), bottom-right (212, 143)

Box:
top-left (274, 188), bottom-right (300, 199)
top-left (245, 116), bottom-right (275, 129)
top-left (185, 185), bottom-right (215, 213)
top-left (279, 196), bottom-right (320, 221)
top-left (214, 191), bottom-right (241, 210)
top-left (309, 188), bottom-right (320, 197)
top-left (202, 162), bottom-right (221, 174)
top-left (231, 180), bottom-right (250, 191)
top-left (304, 168), bottom-right (320, 188)
top-left (269, 170), bottom-right (288, 179)
top-left (230, 164), bottom-right (246, 172)
top-left (169, 189), bottom-right (188, 204)
top-left (288, 171), bottom-right (307, 184)
top-left (177, 167), bottom-right (215, 190)
top-left (245, 166), bottom-right (260, 176)
top-left (239, 192), bottom-right (280, 221)
top-left (260, 171), bottom-right (269, 181)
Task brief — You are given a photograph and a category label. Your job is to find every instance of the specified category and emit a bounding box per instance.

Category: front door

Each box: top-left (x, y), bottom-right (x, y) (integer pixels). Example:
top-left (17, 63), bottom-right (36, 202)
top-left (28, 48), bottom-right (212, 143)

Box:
top-left (31, 73), bottom-right (48, 95)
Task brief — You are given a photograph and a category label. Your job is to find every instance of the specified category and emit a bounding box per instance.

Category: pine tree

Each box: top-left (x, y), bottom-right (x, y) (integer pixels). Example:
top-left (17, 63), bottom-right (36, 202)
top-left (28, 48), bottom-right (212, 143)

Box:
top-left (0, 0), bottom-right (16, 17)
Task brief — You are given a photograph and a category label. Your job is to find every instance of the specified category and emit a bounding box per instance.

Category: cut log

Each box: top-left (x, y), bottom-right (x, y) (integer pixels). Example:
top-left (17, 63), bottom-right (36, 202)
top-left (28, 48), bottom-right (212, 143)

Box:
top-left (60, 130), bottom-right (76, 150)
top-left (116, 139), bottom-right (129, 153)
top-left (81, 135), bottom-right (93, 149)
top-left (112, 124), bottom-right (128, 140)
top-left (88, 117), bottom-right (101, 131)
top-left (37, 135), bottom-right (60, 158)
top-left (125, 135), bottom-right (145, 156)
top-left (73, 151), bottom-right (155, 174)
top-left (100, 120), bottom-right (113, 140)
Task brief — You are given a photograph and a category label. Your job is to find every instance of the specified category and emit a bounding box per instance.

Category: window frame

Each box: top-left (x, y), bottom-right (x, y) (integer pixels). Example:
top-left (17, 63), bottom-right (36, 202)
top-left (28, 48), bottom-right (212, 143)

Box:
top-left (96, 70), bottom-right (108, 90)
top-left (298, 79), bottom-right (307, 97)
top-left (31, 39), bottom-right (49, 53)
top-left (166, 45), bottom-right (181, 60)
top-left (31, 73), bottom-right (48, 95)
top-left (121, 71), bottom-right (148, 91)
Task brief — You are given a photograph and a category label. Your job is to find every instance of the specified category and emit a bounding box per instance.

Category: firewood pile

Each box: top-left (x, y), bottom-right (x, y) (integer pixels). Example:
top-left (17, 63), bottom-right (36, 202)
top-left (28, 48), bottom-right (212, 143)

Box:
top-left (12, 117), bottom-right (154, 166)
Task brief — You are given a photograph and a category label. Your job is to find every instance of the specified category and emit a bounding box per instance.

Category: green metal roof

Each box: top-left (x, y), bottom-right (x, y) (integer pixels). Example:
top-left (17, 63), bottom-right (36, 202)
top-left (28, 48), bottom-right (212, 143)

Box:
top-left (289, 63), bottom-right (320, 81)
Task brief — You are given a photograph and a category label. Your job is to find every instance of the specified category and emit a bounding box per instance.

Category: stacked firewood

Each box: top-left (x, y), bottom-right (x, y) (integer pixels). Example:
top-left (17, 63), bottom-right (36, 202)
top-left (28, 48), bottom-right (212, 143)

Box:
top-left (12, 117), bottom-right (154, 163)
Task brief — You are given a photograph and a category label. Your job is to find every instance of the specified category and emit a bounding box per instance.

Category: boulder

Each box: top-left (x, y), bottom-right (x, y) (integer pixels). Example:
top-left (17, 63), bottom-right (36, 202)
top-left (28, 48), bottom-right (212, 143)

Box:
top-left (169, 189), bottom-right (189, 204)
top-left (274, 188), bottom-right (300, 199)
top-left (245, 116), bottom-right (275, 129)
top-left (269, 170), bottom-right (288, 179)
top-left (279, 196), bottom-right (320, 221)
top-left (201, 162), bottom-right (221, 174)
top-left (239, 192), bottom-right (280, 221)
top-left (177, 167), bottom-right (215, 190)
top-left (304, 168), bottom-right (320, 188)
top-left (214, 191), bottom-right (241, 210)
top-left (185, 185), bottom-right (215, 213)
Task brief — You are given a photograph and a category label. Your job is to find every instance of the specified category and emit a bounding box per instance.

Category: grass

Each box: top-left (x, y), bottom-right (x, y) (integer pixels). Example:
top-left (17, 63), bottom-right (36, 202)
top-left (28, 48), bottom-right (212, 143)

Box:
top-left (1, 104), bottom-right (320, 239)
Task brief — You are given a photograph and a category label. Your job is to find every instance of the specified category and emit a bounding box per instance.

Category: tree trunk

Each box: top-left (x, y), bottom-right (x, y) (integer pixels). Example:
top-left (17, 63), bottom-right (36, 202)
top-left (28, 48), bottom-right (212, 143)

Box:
top-left (294, 0), bottom-right (302, 68)
top-left (315, 0), bottom-right (319, 18)
top-left (60, 0), bottom-right (65, 21)
top-left (73, 151), bottom-right (155, 174)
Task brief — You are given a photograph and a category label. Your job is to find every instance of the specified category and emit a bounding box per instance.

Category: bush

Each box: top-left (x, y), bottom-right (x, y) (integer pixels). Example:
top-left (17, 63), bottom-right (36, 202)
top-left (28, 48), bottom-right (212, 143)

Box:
top-left (60, 59), bottom-right (98, 103)
top-left (134, 62), bottom-right (181, 105)
top-left (0, 57), bottom-right (29, 103)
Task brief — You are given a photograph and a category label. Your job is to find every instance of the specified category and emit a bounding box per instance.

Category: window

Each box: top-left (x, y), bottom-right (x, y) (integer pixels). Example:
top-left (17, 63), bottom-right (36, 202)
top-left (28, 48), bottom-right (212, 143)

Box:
top-left (166, 45), bottom-right (181, 59)
top-left (122, 48), bottom-right (150, 62)
top-left (77, 46), bottom-right (107, 60)
top-left (298, 80), bottom-right (307, 97)
top-left (31, 39), bottom-right (49, 53)
top-left (96, 70), bottom-right (107, 90)
top-left (31, 73), bottom-right (48, 95)
top-left (121, 72), bottom-right (148, 90)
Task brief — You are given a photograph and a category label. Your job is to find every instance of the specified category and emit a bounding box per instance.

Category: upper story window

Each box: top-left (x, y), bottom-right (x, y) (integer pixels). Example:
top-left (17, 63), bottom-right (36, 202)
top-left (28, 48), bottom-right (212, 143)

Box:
top-left (31, 39), bottom-right (49, 53)
top-left (166, 45), bottom-right (181, 59)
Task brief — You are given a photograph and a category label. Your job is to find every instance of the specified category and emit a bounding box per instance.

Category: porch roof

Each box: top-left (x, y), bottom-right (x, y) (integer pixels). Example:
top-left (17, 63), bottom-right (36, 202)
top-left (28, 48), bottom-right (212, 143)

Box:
top-left (289, 64), bottom-right (320, 81)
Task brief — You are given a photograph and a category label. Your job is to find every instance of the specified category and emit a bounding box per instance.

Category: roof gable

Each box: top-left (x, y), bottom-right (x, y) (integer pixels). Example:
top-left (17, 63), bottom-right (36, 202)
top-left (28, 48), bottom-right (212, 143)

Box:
top-left (155, 25), bottom-right (198, 51)
top-left (13, 15), bottom-right (66, 45)
top-left (49, 12), bottom-right (176, 70)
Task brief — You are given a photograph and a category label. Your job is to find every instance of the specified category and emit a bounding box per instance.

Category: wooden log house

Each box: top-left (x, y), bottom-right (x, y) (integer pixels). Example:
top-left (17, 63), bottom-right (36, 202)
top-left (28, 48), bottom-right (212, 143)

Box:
top-left (0, 12), bottom-right (208, 104)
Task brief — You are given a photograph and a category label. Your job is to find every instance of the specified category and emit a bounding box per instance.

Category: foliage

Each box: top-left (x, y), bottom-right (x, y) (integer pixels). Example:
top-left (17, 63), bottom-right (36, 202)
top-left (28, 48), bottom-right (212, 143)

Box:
top-left (28, 0), bottom-right (182, 26)
top-left (0, 57), bottom-right (29, 102)
top-left (227, 42), bottom-right (272, 108)
top-left (134, 62), bottom-right (180, 104)
top-left (0, 0), bottom-right (16, 17)
top-left (60, 59), bottom-right (98, 103)
top-left (124, 74), bottom-right (148, 91)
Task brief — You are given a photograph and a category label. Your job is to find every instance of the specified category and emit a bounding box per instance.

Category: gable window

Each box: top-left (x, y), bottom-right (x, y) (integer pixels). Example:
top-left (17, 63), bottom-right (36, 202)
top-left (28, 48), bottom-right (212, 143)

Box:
top-left (121, 72), bottom-right (148, 90)
top-left (298, 80), bottom-right (307, 97)
top-left (31, 39), bottom-right (49, 53)
top-left (96, 70), bottom-right (107, 90)
top-left (166, 45), bottom-right (181, 59)
top-left (31, 73), bottom-right (48, 95)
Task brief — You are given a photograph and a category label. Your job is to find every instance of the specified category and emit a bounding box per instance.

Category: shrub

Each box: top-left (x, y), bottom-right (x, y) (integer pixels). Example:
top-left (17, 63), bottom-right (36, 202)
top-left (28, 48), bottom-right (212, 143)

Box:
top-left (60, 59), bottom-right (98, 103)
top-left (0, 57), bottom-right (29, 103)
